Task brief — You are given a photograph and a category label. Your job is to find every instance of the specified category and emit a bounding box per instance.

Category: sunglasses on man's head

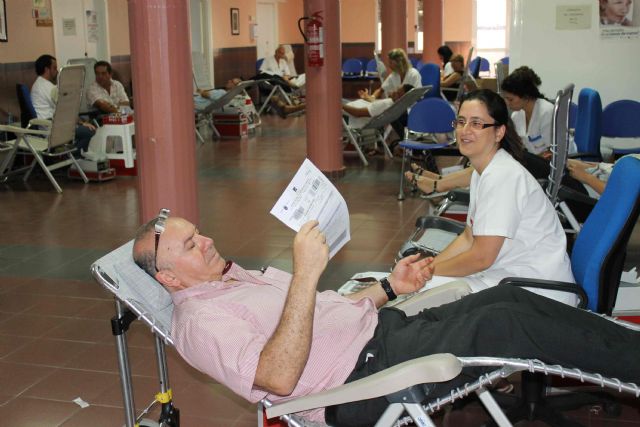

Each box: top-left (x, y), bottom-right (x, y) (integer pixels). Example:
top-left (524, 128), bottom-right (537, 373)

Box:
top-left (154, 208), bottom-right (170, 272)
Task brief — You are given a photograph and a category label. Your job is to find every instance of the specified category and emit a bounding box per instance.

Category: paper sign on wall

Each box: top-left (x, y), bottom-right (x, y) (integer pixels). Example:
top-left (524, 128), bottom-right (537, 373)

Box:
top-left (556, 5), bottom-right (591, 30)
top-left (62, 18), bottom-right (77, 36)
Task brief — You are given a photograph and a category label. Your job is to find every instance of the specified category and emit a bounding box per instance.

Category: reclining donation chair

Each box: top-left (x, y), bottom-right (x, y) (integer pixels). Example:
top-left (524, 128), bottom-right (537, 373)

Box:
top-left (194, 80), bottom-right (260, 140)
top-left (493, 155), bottom-right (640, 426)
top-left (92, 229), bottom-right (640, 427)
top-left (342, 85), bottom-right (431, 166)
top-left (0, 65), bottom-right (88, 192)
top-left (572, 88), bottom-right (602, 161)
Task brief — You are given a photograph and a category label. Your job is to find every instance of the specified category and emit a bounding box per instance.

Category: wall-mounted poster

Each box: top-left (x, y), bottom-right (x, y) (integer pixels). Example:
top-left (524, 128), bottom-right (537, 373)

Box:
top-left (231, 8), bottom-right (239, 35)
top-left (599, 0), bottom-right (639, 39)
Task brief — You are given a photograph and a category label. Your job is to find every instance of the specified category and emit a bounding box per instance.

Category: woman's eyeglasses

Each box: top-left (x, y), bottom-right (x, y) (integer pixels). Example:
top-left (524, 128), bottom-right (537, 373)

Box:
top-left (452, 118), bottom-right (500, 131)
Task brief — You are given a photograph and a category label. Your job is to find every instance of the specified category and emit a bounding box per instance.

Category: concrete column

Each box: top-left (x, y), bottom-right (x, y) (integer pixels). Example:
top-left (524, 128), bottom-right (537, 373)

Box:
top-left (304, 0), bottom-right (343, 176)
top-left (381, 0), bottom-right (408, 59)
top-left (422, 0), bottom-right (443, 64)
top-left (128, 0), bottom-right (199, 224)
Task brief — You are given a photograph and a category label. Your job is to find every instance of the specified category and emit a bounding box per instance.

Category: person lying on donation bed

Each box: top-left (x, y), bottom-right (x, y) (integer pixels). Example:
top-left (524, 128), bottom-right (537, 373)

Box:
top-left (194, 77), bottom-right (304, 118)
top-left (342, 84), bottom-right (414, 137)
top-left (440, 54), bottom-right (465, 102)
top-left (415, 90), bottom-right (578, 306)
top-left (132, 212), bottom-right (640, 427)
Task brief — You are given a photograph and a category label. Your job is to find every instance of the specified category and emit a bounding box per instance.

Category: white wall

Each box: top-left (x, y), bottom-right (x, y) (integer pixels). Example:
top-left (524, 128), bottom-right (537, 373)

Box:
top-left (510, 0), bottom-right (640, 106)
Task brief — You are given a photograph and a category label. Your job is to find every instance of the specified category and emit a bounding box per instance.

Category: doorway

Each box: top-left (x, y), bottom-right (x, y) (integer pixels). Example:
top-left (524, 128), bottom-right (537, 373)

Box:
top-left (257, 1), bottom-right (278, 61)
top-left (51, 0), bottom-right (110, 65)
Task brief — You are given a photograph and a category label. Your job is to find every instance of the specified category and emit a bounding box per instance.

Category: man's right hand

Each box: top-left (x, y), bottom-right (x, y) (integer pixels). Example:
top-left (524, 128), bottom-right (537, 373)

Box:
top-left (293, 220), bottom-right (328, 281)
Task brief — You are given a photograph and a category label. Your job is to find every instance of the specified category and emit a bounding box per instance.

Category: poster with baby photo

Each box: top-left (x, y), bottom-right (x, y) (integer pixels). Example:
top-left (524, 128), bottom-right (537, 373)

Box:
top-left (599, 0), bottom-right (640, 39)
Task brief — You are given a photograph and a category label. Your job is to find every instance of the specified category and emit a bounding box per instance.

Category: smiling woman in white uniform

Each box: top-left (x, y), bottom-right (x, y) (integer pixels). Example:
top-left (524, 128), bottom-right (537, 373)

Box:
top-left (424, 90), bottom-right (577, 305)
top-left (501, 66), bottom-right (555, 157)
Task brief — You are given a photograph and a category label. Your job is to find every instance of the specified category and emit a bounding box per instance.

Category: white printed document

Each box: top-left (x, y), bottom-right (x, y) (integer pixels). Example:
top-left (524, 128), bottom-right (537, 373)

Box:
top-left (270, 159), bottom-right (350, 258)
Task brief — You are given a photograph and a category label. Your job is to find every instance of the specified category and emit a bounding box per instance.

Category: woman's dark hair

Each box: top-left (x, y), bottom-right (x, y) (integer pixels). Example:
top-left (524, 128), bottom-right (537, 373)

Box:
top-left (459, 89), bottom-right (525, 163)
top-left (437, 45), bottom-right (453, 64)
top-left (500, 66), bottom-right (544, 100)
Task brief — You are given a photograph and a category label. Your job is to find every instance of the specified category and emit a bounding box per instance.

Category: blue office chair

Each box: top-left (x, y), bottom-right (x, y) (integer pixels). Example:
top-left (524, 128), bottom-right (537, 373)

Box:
top-left (419, 63), bottom-right (442, 99)
top-left (397, 98), bottom-right (456, 200)
top-left (256, 58), bottom-right (264, 73)
top-left (16, 84), bottom-right (38, 128)
top-left (364, 58), bottom-right (379, 80)
top-left (468, 57), bottom-right (483, 78)
top-left (601, 100), bottom-right (640, 159)
top-left (568, 101), bottom-right (578, 131)
top-left (499, 56), bottom-right (509, 65)
top-left (409, 57), bottom-right (420, 69)
top-left (341, 58), bottom-right (364, 79)
top-left (496, 155), bottom-right (640, 426)
top-left (572, 88), bottom-right (602, 161)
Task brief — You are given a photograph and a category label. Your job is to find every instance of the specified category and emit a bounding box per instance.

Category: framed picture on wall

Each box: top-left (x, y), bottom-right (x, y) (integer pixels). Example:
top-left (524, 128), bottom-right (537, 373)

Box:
top-left (230, 8), bottom-right (239, 35)
top-left (0, 0), bottom-right (8, 42)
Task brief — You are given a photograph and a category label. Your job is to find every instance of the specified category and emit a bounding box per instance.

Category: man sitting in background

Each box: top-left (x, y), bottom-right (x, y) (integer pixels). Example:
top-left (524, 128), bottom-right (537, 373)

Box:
top-left (86, 60), bottom-right (130, 114)
top-left (31, 54), bottom-right (96, 155)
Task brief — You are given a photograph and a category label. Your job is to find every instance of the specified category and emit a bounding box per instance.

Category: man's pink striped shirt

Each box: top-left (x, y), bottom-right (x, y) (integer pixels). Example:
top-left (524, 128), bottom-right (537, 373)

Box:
top-left (170, 262), bottom-right (379, 422)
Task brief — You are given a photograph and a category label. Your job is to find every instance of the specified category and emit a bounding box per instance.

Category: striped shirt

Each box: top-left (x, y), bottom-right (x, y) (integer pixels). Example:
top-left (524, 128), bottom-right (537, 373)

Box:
top-left (170, 263), bottom-right (379, 422)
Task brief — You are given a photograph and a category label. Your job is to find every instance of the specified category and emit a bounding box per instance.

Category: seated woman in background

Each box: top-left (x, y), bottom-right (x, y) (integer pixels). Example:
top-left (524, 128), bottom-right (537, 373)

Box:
top-left (441, 54), bottom-right (465, 102)
top-left (421, 90), bottom-right (578, 305)
top-left (501, 66), bottom-right (555, 157)
top-left (368, 48), bottom-right (422, 100)
top-left (437, 45), bottom-right (454, 76)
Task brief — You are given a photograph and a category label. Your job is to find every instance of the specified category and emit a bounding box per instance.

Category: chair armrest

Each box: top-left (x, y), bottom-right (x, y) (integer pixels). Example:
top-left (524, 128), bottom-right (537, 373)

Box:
top-left (29, 118), bottom-right (52, 127)
top-left (498, 277), bottom-right (588, 309)
top-left (557, 186), bottom-right (597, 207)
top-left (0, 124), bottom-right (49, 136)
top-left (568, 152), bottom-right (601, 160)
top-left (394, 280), bottom-right (472, 316)
top-left (265, 353), bottom-right (462, 419)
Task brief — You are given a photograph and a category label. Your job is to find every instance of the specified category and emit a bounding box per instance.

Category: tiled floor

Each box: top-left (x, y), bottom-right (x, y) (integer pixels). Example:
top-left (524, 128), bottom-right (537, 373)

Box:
top-left (1, 114), bottom-right (639, 426)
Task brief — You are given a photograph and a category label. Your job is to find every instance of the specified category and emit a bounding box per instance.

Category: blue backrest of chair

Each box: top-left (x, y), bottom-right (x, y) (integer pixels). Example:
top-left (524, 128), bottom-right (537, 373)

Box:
top-left (468, 57), bottom-right (481, 78)
top-left (479, 57), bottom-right (490, 72)
top-left (574, 88), bottom-right (602, 157)
top-left (601, 100), bottom-right (640, 138)
top-left (571, 156), bottom-right (640, 313)
top-left (342, 58), bottom-right (363, 76)
top-left (407, 98), bottom-right (456, 134)
top-left (419, 63), bottom-right (441, 98)
top-left (500, 56), bottom-right (509, 65)
top-left (410, 57), bottom-right (420, 68)
top-left (256, 58), bottom-right (264, 73)
top-left (568, 101), bottom-right (578, 130)
top-left (16, 83), bottom-right (37, 127)
top-left (365, 59), bottom-right (378, 73)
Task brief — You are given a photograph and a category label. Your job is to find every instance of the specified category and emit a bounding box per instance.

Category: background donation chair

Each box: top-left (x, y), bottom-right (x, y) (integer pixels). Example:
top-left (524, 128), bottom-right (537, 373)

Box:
top-left (0, 65), bottom-right (88, 192)
top-left (601, 99), bottom-right (640, 159)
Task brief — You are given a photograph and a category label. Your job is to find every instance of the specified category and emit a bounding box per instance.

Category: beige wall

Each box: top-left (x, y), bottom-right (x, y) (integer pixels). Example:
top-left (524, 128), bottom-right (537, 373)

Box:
top-left (212, 0), bottom-right (256, 48)
top-left (0, 0), bottom-right (55, 63)
top-left (341, 0), bottom-right (376, 43)
top-left (108, 0), bottom-right (130, 55)
top-left (278, 0), bottom-right (304, 44)
top-left (443, 0), bottom-right (472, 42)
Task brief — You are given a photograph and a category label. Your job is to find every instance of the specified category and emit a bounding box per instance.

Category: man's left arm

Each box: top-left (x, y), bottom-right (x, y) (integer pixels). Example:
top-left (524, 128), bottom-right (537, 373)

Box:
top-left (345, 254), bottom-right (433, 308)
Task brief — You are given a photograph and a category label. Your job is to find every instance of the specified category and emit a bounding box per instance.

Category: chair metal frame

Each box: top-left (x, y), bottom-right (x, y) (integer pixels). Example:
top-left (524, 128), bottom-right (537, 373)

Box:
top-left (90, 243), bottom-right (640, 427)
top-left (342, 86), bottom-right (432, 166)
top-left (0, 65), bottom-right (89, 192)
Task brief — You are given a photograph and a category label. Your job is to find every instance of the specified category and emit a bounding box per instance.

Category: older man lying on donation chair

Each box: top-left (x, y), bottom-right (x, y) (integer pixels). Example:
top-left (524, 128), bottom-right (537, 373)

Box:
top-left (132, 215), bottom-right (640, 426)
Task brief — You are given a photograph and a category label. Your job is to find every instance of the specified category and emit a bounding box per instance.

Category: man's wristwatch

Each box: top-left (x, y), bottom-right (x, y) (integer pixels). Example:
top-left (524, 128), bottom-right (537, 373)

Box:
top-left (379, 277), bottom-right (397, 301)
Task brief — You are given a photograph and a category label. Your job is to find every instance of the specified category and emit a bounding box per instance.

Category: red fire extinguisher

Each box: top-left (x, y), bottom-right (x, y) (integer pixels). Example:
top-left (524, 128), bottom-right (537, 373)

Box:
top-left (298, 11), bottom-right (324, 67)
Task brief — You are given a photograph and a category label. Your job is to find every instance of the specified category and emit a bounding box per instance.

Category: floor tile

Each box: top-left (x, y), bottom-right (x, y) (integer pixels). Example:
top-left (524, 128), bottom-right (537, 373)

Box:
top-left (0, 396), bottom-right (80, 426)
